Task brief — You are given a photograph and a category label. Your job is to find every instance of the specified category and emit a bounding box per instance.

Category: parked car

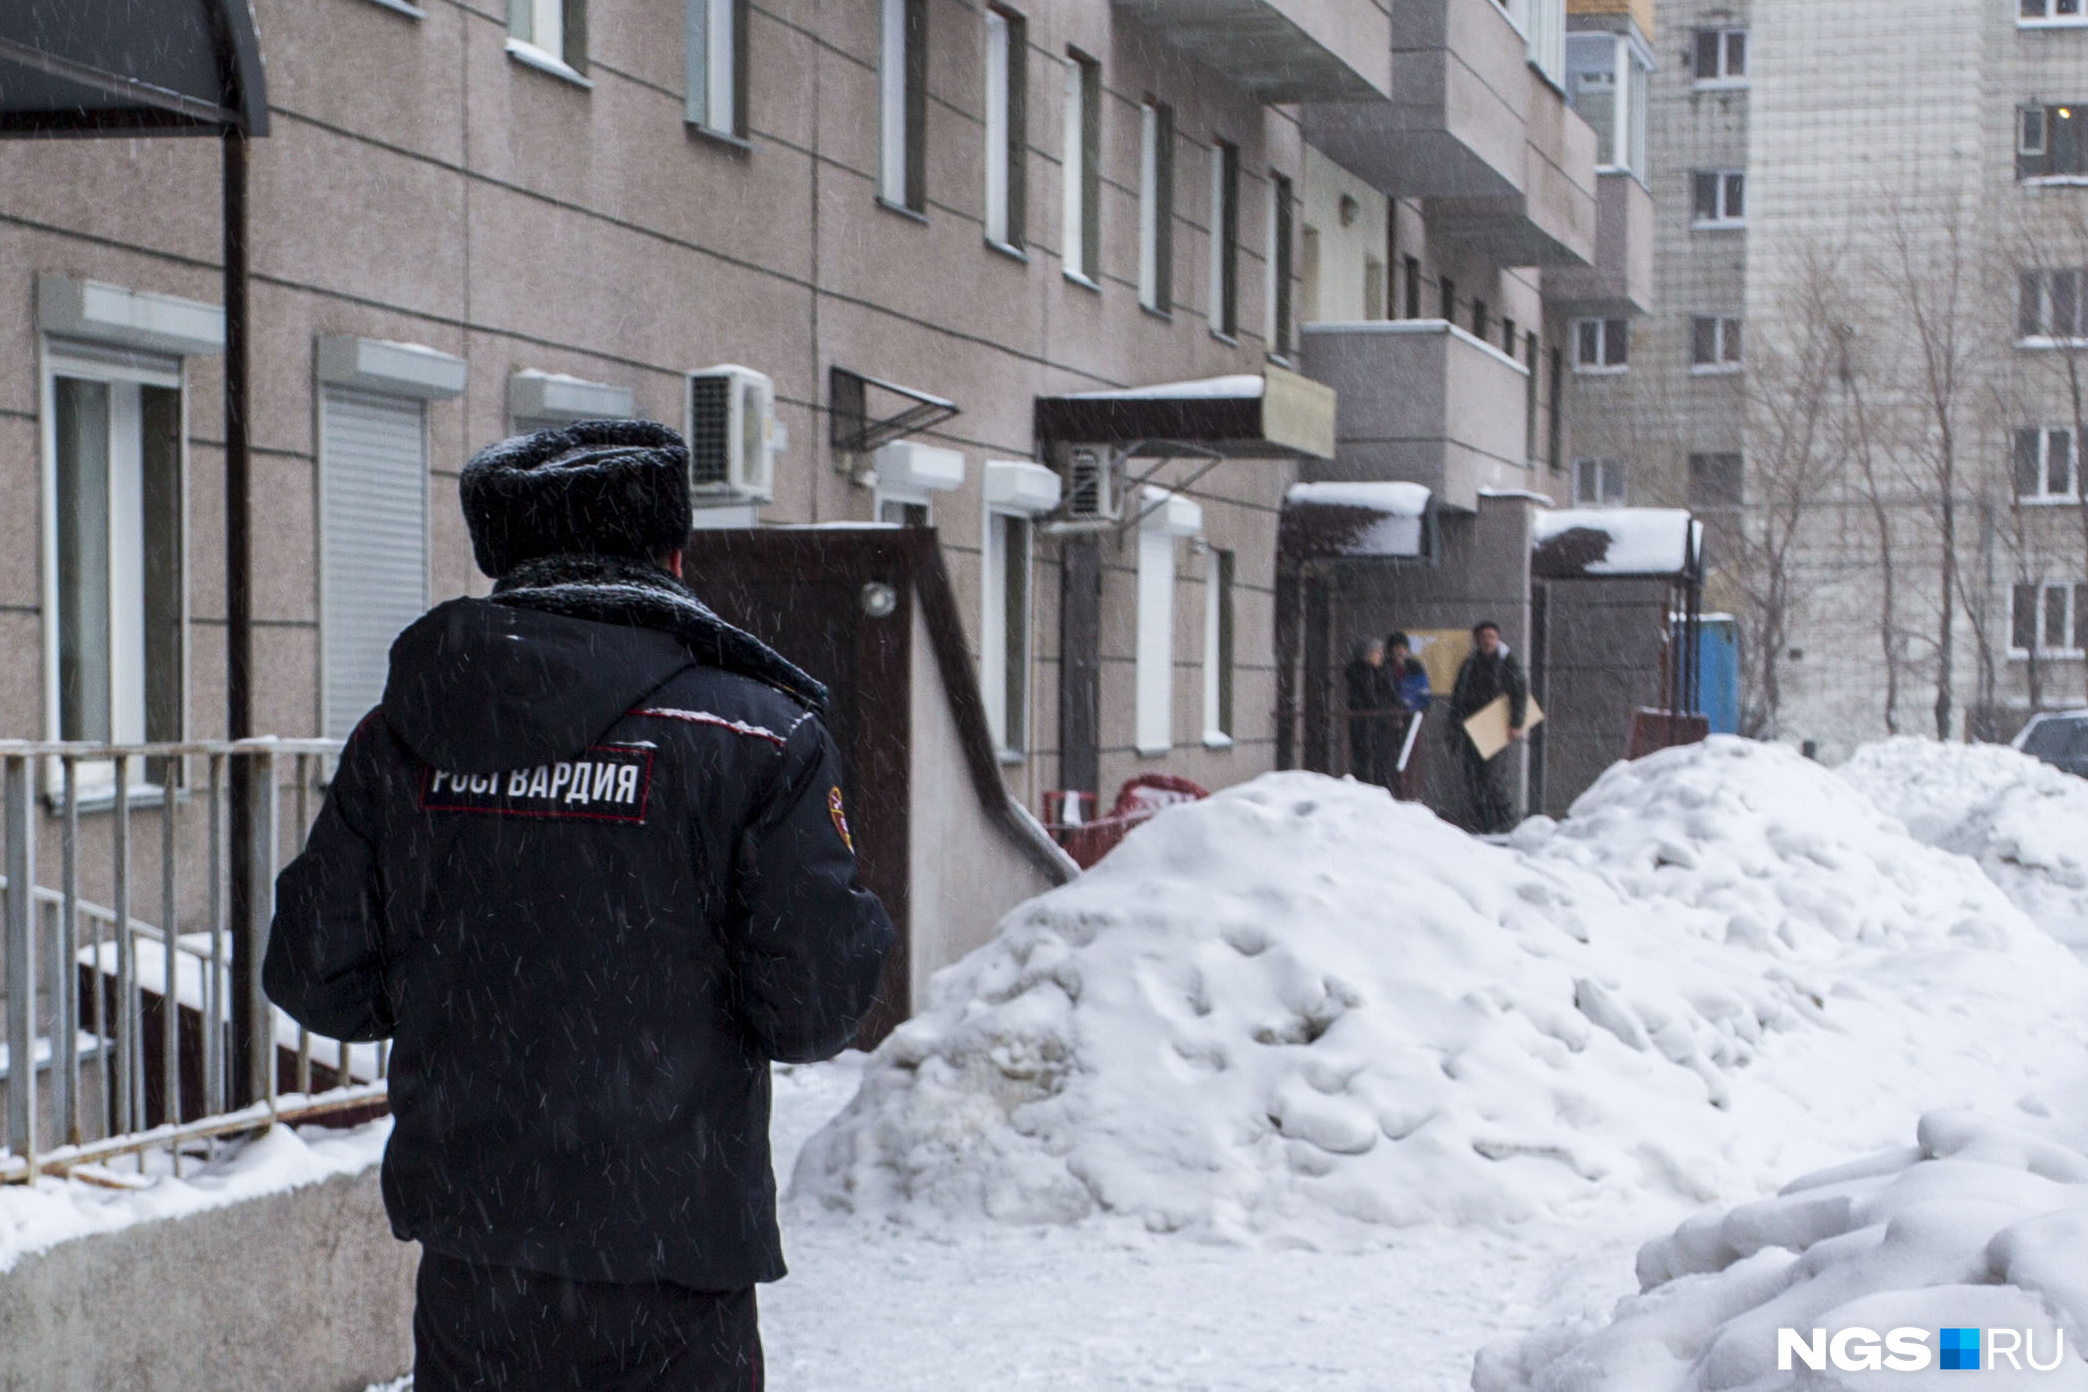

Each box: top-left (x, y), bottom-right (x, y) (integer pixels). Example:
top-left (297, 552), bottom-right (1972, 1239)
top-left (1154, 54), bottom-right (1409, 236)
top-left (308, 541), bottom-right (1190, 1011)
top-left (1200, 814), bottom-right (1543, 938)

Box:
top-left (2013, 709), bottom-right (2088, 778)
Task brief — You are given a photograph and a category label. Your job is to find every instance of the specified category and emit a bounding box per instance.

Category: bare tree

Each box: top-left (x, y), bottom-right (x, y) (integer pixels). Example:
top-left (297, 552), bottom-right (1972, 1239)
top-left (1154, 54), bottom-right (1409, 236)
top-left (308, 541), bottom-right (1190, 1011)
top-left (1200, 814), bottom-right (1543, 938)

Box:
top-left (1735, 247), bottom-right (1854, 737)
top-left (2014, 198), bottom-right (2088, 709)
top-left (1829, 304), bottom-right (1911, 735)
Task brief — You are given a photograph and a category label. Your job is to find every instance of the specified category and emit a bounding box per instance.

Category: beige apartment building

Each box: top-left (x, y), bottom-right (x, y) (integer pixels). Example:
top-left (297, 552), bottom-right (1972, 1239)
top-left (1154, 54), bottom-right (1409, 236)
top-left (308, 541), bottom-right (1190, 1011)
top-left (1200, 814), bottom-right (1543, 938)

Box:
top-left (5, 0), bottom-right (1659, 1016)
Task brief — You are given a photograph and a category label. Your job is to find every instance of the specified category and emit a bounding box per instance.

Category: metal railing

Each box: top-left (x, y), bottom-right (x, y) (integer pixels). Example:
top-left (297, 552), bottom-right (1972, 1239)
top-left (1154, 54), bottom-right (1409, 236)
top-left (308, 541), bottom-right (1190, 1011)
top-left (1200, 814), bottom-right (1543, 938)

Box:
top-left (0, 738), bottom-right (384, 1185)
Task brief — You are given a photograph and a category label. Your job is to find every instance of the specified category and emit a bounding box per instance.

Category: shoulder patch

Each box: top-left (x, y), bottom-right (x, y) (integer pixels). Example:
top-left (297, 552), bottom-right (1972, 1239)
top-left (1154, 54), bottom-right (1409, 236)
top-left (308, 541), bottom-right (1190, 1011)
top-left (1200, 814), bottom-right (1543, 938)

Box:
top-left (421, 743), bottom-right (653, 824)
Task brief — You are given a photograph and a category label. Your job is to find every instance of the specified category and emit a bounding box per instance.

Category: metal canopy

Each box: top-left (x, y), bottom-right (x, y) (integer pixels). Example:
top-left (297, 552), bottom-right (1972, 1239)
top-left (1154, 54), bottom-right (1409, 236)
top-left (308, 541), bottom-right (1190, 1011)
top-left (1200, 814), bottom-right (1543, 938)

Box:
top-left (1035, 365), bottom-right (1337, 462)
top-left (0, 0), bottom-right (269, 136)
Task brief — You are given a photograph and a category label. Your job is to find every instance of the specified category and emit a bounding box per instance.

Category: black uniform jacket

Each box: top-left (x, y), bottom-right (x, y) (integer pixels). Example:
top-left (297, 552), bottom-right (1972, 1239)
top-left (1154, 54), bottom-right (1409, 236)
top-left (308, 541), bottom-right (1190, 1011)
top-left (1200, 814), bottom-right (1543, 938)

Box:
top-left (1447, 646), bottom-right (1530, 749)
top-left (263, 595), bottom-right (894, 1291)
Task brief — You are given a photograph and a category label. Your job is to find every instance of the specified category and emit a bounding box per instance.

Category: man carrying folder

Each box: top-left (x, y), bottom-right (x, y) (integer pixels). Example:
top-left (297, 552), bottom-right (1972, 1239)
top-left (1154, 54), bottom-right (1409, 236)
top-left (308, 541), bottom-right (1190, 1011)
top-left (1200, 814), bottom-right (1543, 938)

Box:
top-left (1446, 620), bottom-right (1529, 835)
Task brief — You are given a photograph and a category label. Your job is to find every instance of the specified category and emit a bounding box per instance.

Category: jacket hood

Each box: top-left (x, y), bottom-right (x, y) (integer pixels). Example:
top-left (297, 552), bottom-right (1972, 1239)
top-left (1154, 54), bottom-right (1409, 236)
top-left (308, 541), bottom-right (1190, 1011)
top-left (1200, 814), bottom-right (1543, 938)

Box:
top-left (383, 599), bottom-right (692, 774)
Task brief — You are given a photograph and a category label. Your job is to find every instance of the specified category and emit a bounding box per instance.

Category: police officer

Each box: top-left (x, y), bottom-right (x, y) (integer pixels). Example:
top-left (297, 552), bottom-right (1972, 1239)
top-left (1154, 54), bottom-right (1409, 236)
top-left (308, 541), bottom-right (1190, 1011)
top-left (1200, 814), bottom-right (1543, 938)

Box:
top-left (265, 419), bottom-right (894, 1391)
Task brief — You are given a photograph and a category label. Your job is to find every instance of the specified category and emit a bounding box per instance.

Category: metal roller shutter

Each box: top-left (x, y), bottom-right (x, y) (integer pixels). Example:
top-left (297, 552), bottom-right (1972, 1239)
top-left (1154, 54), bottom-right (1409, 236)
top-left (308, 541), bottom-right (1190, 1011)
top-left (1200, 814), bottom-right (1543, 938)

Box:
top-left (320, 385), bottom-right (427, 738)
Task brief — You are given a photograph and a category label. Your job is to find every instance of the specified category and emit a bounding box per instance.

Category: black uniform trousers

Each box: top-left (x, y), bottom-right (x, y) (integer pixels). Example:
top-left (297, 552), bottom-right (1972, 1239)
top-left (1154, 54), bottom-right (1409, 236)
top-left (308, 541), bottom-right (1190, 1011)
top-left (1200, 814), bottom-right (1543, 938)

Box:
top-left (1461, 745), bottom-right (1515, 835)
top-left (414, 1251), bottom-right (763, 1392)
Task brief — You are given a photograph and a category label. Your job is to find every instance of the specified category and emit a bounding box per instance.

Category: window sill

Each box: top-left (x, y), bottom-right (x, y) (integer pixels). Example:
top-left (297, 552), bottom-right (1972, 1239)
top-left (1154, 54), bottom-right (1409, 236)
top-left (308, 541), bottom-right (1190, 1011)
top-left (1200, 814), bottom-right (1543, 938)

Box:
top-left (1202, 731), bottom-right (1235, 750)
top-left (2018, 16), bottom-right (2088, 28)
top-left (997, 748), bottom-right (1027, 767)
top-left (506, 37), bottom-right (592, 88)
top-left (2023, 174), bottom-right (2088, 186)
top-left (687, 121), bottom-right (753, 153)
top-left (1063, 269), bottom-right (1103, 294)
top-left (2017, 494), bottom-right (2084, 506)
top-left (875, 197), bottom-right (929, 224)
top-left (1134, 743), bottom-right (1171, 759)
top-left (1140, 302), bottom-right (1173, 323)
top-left (1573, 364), bottom-right (1629, 376)
top-left (362, 0), bottom-right (425, 16)
top-left (1691, 363), bottom-right (1744, 376)
top-left (2017, 337), bottom-right (2088, 351)
top-left (1209, 328), bottom-right (1239, 346)
top-left (2010, 650), bottom-right (2087, 661)
top-left (1692, 78), bottom-right (1750, 92)
top-left (1691, 219), bottom-right (1747, 232)
top-left (985, 238), bottom-right (1029, 263)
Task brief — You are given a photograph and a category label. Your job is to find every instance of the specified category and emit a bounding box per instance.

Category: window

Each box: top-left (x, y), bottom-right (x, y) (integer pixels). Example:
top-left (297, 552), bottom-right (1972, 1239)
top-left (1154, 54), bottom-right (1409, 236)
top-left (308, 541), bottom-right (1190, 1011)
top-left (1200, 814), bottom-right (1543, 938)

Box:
top-left (2016, 428), bottom-right (2079, 501)
top-left (1693, 28), bottom-right (1746, 85)
top-left (1364, 257), bottom-right (1387, 321)
top-left (685, 0), bottom-right (746, 138)
top-left (1689, 452), bottom-right (1744, 510)
top-left (1203, 547), bottom-right (1234, 746)
top-left (1270, 172), bottom-right (1296, 358)
top-left (1692, 315), bottom-right (1743, 370)
top-left (879, 0), bottom-right (926, 212)
top-left (2019, 268), bottom-right (2088, 343)
top-left (1403, 255), bottom-right (1421, 320)
top-left (984, 8), bottom-right (1027, 250)
top-left (1209, 140), bottom-right (1240, 337)
top-left (2011, 581), bottom-right (2088, 656)
top-left (981, 511), bottom-right (1032, 753)
top-left (45, 354), bottom-right (186, 777)
top-left (321, 386), bottom-right (429, 739)
top-left (1135, 497), bottom-right (1202, 756)
top-left (1574, 317), bottom-right (1628, 371)
top-left (1524, 331), bottom-right (1540, 461)
top-left (1567, 34), bottom-right (1652, 178)
top-left (1502, 316), bottom-right (1517, 356)
top-left (1473, 299), bottom-right (1490, 342)
top-left (1692, 171), bottom-right (1745, 227)
top-left (1138, 101), bottom-right (1175, 312)
top-left (2021, 0), bottom-right (2086, 25)
top-left (2021, 105), bottom-right (2087, 180)
top-left (1062, 50), bottom-right (1101, 284)
top-left (1547, 348), bottom-right (1564, 471)
top-left (1573, 457), bottom-right (1626, 507)
top-left (509, 0), bottom-right (586, 77)
top-left (1439, 276), bottom-right (1456, 322)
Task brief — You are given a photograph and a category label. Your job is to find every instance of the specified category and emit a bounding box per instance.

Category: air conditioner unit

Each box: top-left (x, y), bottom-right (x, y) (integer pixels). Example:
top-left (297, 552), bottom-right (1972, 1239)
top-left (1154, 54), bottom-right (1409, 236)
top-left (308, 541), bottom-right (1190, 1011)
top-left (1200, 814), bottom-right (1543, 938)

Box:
top-left (1059, 445), bottom-right (1124, 524)
top-left (686, 365), bottom-right (779, 503)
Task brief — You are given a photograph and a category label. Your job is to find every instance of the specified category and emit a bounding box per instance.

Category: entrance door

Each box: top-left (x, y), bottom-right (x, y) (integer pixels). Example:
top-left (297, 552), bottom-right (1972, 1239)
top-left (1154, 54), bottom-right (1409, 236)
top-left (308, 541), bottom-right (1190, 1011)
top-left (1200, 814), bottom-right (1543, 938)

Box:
top-left (681, 528), bottom-right (916, 1047)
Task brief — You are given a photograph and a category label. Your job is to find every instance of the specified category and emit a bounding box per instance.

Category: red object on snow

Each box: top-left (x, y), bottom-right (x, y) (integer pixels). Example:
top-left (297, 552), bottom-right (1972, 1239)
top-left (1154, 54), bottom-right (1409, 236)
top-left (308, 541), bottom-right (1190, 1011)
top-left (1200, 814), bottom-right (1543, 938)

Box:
top-left (1627, 708), bottom-right (1711, 760)
top-left (1044, 774), bottom-right (1210, 870)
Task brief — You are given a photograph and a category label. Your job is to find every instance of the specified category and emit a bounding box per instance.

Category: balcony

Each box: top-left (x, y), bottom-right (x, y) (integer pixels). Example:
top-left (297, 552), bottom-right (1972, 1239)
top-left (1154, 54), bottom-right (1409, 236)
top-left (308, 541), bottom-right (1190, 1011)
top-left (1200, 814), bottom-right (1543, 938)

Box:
top-left (1300, 0), bottom-right (1597, 268)
top-left (1541, 169), bottom-right (1653, 314)
top-left (1302, 0), bottom-right (1528, 201)
top-left (1113, 0), bottom-right (1390, 102)
top-left (1298, 320), bottom-right (1533, 513)
top-left (1425, 65), bottom-right (1598, 266)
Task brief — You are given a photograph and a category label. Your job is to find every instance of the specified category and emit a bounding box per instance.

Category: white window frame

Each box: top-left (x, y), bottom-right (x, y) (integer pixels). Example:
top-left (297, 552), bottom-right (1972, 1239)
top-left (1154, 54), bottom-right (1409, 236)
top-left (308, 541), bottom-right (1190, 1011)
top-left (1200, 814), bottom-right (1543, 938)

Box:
top-left (2020, 0), bottom-right (2087, 29)
top-left (40, 342), bottom-right (191, 796)
top-left (507, 0), bottom-right (588, 85)
top-left (980, 509), bottom-right (1033, 758)
top-left (686, 0), bottom-right (744, 140)
top-left (1691, 315), bottom-right (1744, 373)
top-left (2011, 580), bottom-right (2088, 658)
top-left (878, 0), bottom-right (922, 211)
top-left (1208, 139), bottom-right (1239, 340)
top-left (1692, 170), bottom-right (1746, 228)
top-left (1573, 316), bottom-right (1628, 373)
top-left (1572, 456), bottom-right (1627, 507)
top-left (1135, 489), bottom-right (1202, 757)
top-left (1692, 28), bottom-right (1747, 87)
top-left (983, 8), bottom-right (1024, 251)
top-left (1138, 100), bottom-right (1173, 313)
top-left (1201, 546), bottom-right (1233, 748)
top-left (1062, 51), bottom-right (1100, 287)
top-left (2018, 268), bottom-right (2088, 347)
top-left (2017, 427), bottom-right (2080, 503)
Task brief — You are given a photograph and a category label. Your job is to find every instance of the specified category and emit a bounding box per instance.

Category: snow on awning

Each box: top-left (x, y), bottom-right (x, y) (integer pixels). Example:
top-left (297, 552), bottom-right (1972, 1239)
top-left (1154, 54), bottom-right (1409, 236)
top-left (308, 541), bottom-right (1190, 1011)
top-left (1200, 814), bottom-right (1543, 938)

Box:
top-left (1533, 508), bottom-right (1702, 579)
top-left (1034, 364), bottom-right (1336, 461)
top-left (1279, 481), bottom-right (1432, 560)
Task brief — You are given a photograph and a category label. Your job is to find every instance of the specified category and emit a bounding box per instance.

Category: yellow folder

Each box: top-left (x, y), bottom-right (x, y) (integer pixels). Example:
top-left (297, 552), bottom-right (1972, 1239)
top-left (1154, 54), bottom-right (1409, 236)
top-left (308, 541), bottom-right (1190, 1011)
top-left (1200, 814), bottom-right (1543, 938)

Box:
top-left (1462, 693), bottom-right (1544, 760)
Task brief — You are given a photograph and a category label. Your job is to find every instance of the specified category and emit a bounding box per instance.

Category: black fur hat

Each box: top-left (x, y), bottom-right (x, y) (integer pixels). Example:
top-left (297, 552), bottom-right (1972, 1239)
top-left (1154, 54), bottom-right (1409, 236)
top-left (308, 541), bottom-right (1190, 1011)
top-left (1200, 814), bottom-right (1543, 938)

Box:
top-left (460, 419), bottom-right (692, 578)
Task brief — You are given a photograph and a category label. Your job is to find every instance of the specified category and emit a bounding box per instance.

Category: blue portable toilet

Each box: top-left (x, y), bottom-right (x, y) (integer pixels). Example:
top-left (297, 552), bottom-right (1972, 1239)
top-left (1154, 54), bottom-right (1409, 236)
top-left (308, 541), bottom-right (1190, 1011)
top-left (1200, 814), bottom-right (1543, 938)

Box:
top-left (1697, 615), bottom-right (1740, 734)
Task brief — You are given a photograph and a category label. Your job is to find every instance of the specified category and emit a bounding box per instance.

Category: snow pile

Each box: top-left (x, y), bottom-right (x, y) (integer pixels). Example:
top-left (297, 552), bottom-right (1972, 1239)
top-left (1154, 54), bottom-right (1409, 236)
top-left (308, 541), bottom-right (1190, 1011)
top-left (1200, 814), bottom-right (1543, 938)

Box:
top-left (0, 1118), bottom-right (390, 1273)
top-left (1837, 737), bottom-right (2088, 949)
top-left (793, 741), bottom-right (2088, 1243)
top-left (1476, 1108), bottom-right (2088, 1391)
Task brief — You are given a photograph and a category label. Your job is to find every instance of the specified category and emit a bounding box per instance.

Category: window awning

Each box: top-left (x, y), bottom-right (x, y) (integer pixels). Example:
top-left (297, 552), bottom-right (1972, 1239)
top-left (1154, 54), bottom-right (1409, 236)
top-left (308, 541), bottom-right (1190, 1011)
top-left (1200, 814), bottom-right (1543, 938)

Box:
top-left (0, 0), bottom-right (269, 135)
top-left (1279, 481), bottom-right (1432, 560)
top-left (1532, 508), bottom-right (1703, 579)
top-left (1034, 364), bottom-right (1337, 461)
